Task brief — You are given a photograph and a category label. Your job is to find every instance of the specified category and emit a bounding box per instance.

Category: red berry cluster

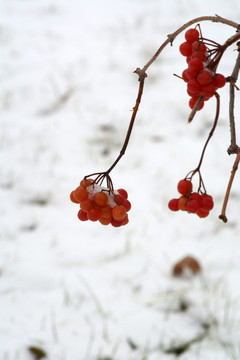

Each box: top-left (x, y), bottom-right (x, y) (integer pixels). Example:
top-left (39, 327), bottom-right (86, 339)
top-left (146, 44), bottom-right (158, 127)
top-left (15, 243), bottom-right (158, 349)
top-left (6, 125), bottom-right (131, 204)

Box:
top-left (70, 179), bottom-right (131, 227)
top-left (168, 179), bottom-right (214, 218)
top-left (179, 28), bottom-right (226, 110)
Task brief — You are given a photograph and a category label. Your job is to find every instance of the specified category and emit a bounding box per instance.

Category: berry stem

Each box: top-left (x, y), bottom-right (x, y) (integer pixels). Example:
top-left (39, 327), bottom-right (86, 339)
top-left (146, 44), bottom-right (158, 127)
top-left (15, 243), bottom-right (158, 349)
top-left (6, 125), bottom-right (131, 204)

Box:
top-left (195, 92), bottom-right (220, 171)
top-left (105, 70), bottom-right (147, 175)
top-left (219, 150), bottom-right (240, 223)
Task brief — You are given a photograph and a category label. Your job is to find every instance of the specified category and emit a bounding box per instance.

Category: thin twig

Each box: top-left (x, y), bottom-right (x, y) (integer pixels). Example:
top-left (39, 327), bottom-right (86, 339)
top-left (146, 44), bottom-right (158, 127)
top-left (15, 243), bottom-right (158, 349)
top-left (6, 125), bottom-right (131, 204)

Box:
top-left (219, 150), bottom-right (240, 223)
top-left (196, 92), bottom-right (220, 170)
top-left (228, 43), bottom-right (240, 154)
top-left (105, 70), bottom-right (147, 175)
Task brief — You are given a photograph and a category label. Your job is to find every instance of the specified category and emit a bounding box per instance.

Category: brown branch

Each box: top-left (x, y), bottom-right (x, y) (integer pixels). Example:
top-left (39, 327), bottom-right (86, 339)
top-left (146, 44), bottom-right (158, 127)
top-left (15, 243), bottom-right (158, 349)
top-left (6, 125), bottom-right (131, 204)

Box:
top-left (139, 15), bottom-right (240, 77)
top-left (219, 150), bottom-right (240, 223)
top-left (228, 43), bottom-right (240, 154)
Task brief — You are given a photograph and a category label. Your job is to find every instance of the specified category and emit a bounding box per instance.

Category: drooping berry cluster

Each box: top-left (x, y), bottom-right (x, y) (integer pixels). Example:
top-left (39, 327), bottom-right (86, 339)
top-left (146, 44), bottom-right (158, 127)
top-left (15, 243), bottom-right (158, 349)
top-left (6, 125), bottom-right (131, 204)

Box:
top-left (168, 179), bottom-right (214, 218)
top-left (70, 179), bottom-right (131, 227)
top-left (179, 28), bottom-right (226, 110)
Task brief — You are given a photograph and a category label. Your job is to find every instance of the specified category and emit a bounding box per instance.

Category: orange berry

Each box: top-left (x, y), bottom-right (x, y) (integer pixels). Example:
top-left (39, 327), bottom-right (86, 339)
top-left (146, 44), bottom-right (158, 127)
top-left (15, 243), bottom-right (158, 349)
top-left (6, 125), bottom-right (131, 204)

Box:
top-left (80, 198), bottom-right (94, 212)
top-left (94, 191), bottom-right (108, 207)
top-left (99, 216), bottom-right (112, 225)
top-left (178, 196), bottom-right (188, 211)
top-left (80, 179), bottom-right (92, 188)
top-left (121, 214), bottom-right (129, 226)
top-left (87, 208), bottom-right (101, 221)
top-left (70, 191), bottom-right (80, 204)
top-left (100, 205), bottom-right (112, 218)
top-left (112, 205), bottom-right (127, 220)
top-left (77, 209), bottom-right (88, 221)
top-left (73, 187), bottom-right (88, 202)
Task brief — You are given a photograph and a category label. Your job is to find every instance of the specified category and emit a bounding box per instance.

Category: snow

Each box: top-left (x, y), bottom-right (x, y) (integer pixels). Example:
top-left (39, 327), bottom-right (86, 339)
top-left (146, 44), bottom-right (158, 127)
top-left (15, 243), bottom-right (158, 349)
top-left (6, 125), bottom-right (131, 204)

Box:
top-left (1, 0), bottom-right (240, 359)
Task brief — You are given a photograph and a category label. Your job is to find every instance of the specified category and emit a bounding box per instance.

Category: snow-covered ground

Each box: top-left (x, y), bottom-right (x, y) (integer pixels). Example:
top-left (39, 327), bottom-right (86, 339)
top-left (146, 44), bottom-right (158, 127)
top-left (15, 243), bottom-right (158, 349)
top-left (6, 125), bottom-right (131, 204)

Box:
top-left (1, 0), bottom-right (240, 359)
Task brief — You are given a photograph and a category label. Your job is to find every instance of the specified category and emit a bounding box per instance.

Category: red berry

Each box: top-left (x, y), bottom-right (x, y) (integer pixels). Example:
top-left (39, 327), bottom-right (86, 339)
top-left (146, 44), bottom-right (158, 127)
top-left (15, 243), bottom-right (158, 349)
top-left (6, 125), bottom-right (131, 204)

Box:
top-left (187, 79), bottom-right (202, 97)
top-left (185, 28), bottom-right (199, 43)
top-left (114, 194), bottom-right (125, 206)
top-left (196, 209), bottom-right (209, 218)
top-left (123, 199), bottom-right (131, 212)
top-left (191, 192), bottom-right (202, 204)
top-left (182, 69), bottom-right (189, 82)
top-left (186, 199), bottom-right (200, 213)
top-left (87, 208), bottom-right (101, 221)
top-left (189, 97), bottom-right (204, 110)
top-left (168, 198), bottom-right (179, 211)
top-left (200, 84), bottom-right (215, 98)
top-left (117, 188), bottom-right (128, 199)
top-left (111, 218), bottom-right (124, 227)
top-left (197, 70), bottom-right (213, 85)
top-left (213, 73), bottom-right (226, 88)
top-left (192, 41), bottom-right (207, 53)
top-left (188, 58), bottom-right (204, 72)
top-left (77, 209), bottom-right (88, 221)
top-left (177, 179), bottom-right (192, 195)
top-left (179, 42), bottom-right (192, 56)
top-left (201, 194), bottom-right (214, 211)
top-left (191, 51), bottom-right (206, 62)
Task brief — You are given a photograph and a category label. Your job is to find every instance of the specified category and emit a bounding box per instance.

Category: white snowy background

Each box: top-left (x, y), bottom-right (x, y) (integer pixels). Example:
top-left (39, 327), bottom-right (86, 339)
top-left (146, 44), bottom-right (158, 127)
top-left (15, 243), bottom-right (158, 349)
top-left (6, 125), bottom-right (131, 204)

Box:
top-left (1, 0), bottom-right (240, 359)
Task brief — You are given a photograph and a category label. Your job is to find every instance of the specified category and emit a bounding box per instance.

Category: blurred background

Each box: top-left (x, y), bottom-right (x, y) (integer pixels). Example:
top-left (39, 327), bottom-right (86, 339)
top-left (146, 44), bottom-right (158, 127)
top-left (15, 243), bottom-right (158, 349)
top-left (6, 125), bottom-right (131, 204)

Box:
top-left (1, 0), bottom-right (240, 359)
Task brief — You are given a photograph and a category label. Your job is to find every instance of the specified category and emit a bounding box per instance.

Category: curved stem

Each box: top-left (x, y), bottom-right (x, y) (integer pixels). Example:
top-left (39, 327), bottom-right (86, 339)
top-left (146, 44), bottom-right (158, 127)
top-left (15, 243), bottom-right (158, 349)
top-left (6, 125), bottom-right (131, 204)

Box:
top-left (105, 70), bottom-right (146, 175)
top-left (196, 92), bottom-right (220, 170)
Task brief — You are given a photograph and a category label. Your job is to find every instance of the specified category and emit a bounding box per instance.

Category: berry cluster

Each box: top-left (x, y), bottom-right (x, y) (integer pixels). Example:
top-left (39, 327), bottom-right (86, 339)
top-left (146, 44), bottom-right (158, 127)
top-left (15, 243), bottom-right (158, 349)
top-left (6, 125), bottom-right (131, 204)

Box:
top-left (179, 28), bottom-right (226, 110)
top-left (168, 179), bottom-right (214, 218)
top-left (70, 179), bottom-right (131, 227)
